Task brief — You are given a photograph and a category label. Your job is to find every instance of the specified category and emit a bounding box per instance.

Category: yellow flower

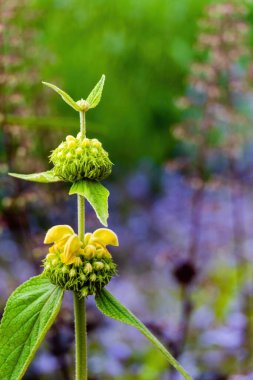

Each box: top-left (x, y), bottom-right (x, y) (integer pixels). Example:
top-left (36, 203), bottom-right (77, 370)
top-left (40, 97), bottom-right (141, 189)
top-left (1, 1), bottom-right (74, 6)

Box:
top-left (61, 234), bottom-right (81, 265)
top-left (44, 225), bottom-right (74, 246)
top-left (44, 225), bottom-right (119, 265)
top-left (93, 228), bottom-right (119, 246)
top-left (83, 228), bottom-right (119, 258)
top-left (44, 225), bottom-right (81, 265)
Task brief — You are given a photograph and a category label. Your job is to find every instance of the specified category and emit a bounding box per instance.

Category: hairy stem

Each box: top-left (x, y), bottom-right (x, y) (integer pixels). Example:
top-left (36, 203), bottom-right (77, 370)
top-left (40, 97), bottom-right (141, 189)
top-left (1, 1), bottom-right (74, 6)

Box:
top-left (80, 111), bottom-right (86, 139)
top-left (74, 292), bottom-right (87, 380)
top-left (74, 111), bottom-right (87, 380)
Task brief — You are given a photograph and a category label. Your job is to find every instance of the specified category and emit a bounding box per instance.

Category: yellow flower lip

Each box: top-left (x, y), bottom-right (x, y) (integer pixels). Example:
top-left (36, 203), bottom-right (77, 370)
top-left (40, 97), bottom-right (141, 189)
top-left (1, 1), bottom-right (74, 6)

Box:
top-left (61, 234), bottom-right (81, 265)
top-left (91, 228), bottom-right (119, 247)
top-left (44, 225), bottom-right (74, 244)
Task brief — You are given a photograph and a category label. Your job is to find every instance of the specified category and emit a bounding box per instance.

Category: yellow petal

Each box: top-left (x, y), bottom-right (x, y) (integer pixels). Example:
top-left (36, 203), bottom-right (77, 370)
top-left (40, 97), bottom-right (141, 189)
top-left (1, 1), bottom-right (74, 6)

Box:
top-left (84, 232), bottom-right (92, 245)
top-left (44, 225), bottom-right (74, 244)
top-left (54, 236), bottom-right (70, 250)
top-left (92, 228), bottom-right (119, 247)
top-left (61, 234), bottom-right (81, 265)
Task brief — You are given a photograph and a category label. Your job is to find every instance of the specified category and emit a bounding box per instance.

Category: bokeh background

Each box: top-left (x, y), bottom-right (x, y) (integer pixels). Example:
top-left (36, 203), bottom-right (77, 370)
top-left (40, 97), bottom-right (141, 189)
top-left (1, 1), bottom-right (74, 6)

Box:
top-left (1, 0), bottom-right (253, 379)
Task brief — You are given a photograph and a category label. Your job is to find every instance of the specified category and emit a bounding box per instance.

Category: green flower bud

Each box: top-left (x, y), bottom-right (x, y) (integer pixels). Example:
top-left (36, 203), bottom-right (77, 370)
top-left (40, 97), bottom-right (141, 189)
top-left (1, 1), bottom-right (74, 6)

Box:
top-left (61, 265), bottom-right (69, 273)
top-left (69, 268), bottom-right (76, 277)
top-left (92, 139), bottom-right (102, 148)
top-left (79, 273), bottom-right (87, 281)
top-left (94, 261), bottom-right (104, 270)
top-left (50, 135), bottom-right (112, 182)
top-left (81, 287), bottom-right (89, 297)
top-left (84, 263), bottom-right (93, 274)
top-left (76, 147), bottom-right (83, 155)
top-left (90, 273), bottom-right (97, 282)
top-left (52, 258), bottom-right (59, 266)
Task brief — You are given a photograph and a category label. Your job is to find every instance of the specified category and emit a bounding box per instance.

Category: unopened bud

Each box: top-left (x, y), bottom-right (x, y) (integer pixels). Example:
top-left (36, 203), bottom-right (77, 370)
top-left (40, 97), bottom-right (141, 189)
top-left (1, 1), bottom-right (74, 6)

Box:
top-left (66, 135), bottom-right (76, 143)
top-left (67, 141), bottom-right (76, 148)
top-left (76, 98), bottom-right (90, 111)
top-left (74, 257), bottom-right (82, 266)
top-left (84, 263), bottom-right (93, 274)
top-left (92, 139), bottom-right (102, 148)
top-left (81, 287), bottom-right (89, 297)
top-left (79, 272), bottom-right (87, 281)
top-left (90, 273), bottom-right (97, 282)
top-left (96, 248), bottom-right (106, 258)
top-left (46, 253), bottom-right (55, 261)
top-left (61, 265), bottom-right (69, 274)
top-left (91, 148), bottom-right (98, 155)
top-left (81, 138), bottom-right (90, 147)
top-left (69, 268), bottom-right (76, 277)
top-left (84, 244), bottom-right (96, 258)
top-left (52, 258), bottom-right (59, 266)
top-left (94, 261), bottom-right (104, 270)
top-left (76, 147), bottom-right (83, 155)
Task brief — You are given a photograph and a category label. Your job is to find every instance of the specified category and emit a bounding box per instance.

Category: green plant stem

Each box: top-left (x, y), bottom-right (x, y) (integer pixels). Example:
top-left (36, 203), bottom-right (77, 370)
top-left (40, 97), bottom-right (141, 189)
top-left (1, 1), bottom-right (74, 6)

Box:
top-left (78, 195), bottom-right (85, 241)
top-left (74, 292), bottom-right (87, 380)
top-left (74, 111), bottom-right (87, 380)
top-left (80, 111), bottom-right (86, 139)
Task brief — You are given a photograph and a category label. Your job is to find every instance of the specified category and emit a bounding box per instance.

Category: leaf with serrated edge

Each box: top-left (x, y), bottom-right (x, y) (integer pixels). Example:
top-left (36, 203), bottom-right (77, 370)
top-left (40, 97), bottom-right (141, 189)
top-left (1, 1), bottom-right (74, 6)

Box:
top-left (86, 75), bottom-right (105, 109)
top-left (42, 81), bottom-right (81, 111)
top-left (9, 171), bottom-right (61, 183)
top-left (95, 289), bottom-right (193, 380)
top-left (69, 180), bottom-right (109, 226)
top-left (0, 275), bottom-right (64, 380)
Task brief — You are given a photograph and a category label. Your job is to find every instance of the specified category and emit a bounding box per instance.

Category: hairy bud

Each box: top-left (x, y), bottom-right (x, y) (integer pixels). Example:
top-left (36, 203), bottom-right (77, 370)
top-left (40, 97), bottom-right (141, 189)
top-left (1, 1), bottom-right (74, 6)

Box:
top-left (50, 135), bottom-right (112, 182)
top-left (43, 252), bottom-right (116, 297)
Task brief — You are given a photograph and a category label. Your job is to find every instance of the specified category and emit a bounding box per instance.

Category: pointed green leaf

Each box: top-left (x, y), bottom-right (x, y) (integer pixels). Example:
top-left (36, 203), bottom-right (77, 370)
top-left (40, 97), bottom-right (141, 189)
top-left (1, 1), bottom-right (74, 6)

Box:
top-left (9, 170), bottom-right (61, 183)
top-left (86, 75), bottom-right (105, 109)
top-left (95, 289), bottom-right (193, 380)
top-left (0, 275), bottom-right (64, 380)
top-left (42, 81), bottom-right (81, 111)
top-left (69, 180), bottom-right (109, 226)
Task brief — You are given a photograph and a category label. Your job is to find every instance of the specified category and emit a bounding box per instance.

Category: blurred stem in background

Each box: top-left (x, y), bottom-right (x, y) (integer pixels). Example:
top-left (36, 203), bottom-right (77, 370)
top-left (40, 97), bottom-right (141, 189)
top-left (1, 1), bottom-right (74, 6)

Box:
top-left (170, 0), bottom-right (253, 375)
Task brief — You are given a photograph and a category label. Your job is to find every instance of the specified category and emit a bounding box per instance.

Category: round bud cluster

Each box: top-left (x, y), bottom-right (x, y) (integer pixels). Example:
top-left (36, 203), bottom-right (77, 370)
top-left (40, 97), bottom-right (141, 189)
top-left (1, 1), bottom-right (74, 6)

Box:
top-left (43, 250), bottom-right (117, 297)
top-left (50, 134), bottom-right (112, 182)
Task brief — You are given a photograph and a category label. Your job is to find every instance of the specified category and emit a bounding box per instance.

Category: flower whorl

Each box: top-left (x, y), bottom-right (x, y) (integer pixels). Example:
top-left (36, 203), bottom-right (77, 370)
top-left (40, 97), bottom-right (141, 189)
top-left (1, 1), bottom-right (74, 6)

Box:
top-left (50, 134), bottom-right (112, 183)
top-left (43, 225), bottom-right (118, 297)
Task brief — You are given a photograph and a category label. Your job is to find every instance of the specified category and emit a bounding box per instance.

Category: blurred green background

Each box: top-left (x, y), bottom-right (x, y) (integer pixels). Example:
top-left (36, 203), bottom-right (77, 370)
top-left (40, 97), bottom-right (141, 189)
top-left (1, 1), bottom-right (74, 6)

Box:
top-left (25, 0), bottom-right (209, 165)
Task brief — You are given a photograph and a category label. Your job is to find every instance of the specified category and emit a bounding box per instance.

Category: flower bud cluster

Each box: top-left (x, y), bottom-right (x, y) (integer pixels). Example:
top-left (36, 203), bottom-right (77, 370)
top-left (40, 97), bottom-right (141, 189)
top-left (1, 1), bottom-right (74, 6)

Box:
top-left (43, 253), bottom-right (116, 297)
top-left (43, 225), bottom-right (118, 297)
top-left (50, 134), bottom-right (112, 182)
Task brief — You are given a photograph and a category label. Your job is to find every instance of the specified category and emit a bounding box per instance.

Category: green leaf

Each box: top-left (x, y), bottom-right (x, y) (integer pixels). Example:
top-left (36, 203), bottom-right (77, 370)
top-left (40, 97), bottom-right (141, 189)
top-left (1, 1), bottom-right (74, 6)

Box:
top-left (86, 74), bottom-right (105, 109)
top-left (69, 180), bottom-right (109, 226)
top-left (95, 289), bottom-right (193, 380)
top-left (42, 81), bottom-right (81, 111)
top-left (0, 275), bottom-right (64, 380)
top-left (9, 170), bottom-right (61, 183)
